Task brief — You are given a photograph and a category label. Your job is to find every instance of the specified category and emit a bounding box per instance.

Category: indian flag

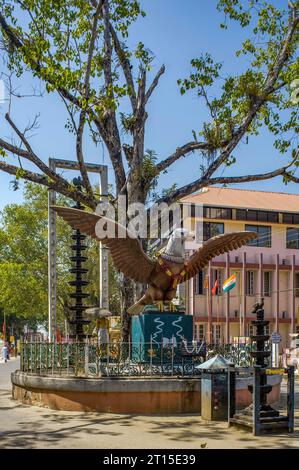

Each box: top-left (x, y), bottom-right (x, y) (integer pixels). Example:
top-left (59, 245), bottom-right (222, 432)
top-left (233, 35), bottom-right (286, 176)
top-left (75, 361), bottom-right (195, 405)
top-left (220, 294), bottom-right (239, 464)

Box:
top-left (223, 273), bottom-right (237, 293)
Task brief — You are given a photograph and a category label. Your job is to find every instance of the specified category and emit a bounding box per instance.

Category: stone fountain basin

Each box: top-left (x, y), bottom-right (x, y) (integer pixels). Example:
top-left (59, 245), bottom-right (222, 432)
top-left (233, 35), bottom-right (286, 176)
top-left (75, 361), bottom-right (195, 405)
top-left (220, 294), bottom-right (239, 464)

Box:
top-left (11, 370), bottom-right (282, 414)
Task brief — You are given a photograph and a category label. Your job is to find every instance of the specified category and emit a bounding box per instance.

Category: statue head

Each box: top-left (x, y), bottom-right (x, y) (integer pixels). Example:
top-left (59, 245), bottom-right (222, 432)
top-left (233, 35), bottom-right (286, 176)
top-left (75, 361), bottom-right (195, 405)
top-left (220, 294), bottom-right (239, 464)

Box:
top-left (252, 298), bottom-right (264, 313)
top-left (161, 228), bottom-right (194, 263)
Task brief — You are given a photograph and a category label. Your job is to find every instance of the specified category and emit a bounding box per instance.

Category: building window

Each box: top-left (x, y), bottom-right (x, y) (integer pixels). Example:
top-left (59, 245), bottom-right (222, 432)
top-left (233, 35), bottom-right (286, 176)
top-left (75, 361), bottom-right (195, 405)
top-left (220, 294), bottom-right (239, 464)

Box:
top-left (264, 271), bottom-right (271, 297)
top-left (296, 273), bottom-right (299, 298)
top-left (236, 209), bottom-right (278, 223)
top-left (282, 213), bottom-right (299, 225)
top-left (212, 325), bottom-right (221, 344)
top-left (286, 228), bottom-right (299, 249)
top-left (245, 224), bottom-right (272, 247)
top-left (248, 324), bottom-right (254, 337)
top-left (195, 271), bottom-right (204, 295)
top-left (194, 323), bottom-right (205, 341)
top-left (246, 271), bottom-right (254, 296)
top-left (196, 222), bottom-right (224, 242)
top-left (203, 206), bottom-right (232, 220)
top-left (236, 209), bottom-right (247, 220)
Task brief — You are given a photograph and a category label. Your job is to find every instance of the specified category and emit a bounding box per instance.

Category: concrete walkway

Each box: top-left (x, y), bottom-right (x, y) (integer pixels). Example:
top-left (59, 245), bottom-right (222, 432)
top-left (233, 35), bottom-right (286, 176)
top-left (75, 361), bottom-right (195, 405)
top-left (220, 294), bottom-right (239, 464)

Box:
top-left (0, 360), bottom-right (298, 449)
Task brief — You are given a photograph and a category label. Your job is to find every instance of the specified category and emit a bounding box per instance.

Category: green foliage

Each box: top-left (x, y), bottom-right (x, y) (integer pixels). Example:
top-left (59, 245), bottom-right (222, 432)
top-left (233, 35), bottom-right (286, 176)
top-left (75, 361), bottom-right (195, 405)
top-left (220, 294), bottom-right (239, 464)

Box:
top-left (0, 0), bottom-right (297, 206)
top-left (151, 183), bottom-right (178, 203)
top-left (15, 168), bottom-right (26, 179)
top-left (141, 149), bottom-right (159, 193)
top-left (178, 1), bottom-right (298, 155)
top-left (177, 54), bottom-right (222, 94)
top-left (120, 112), bottom-right (136, 134)
top-left (135, 41), bottom-right (154, 68)
top-left (0, 147), bottom-right (7, 158)
top-left (0, 0), bottom-right (147, 115)
top-left (0, 183), bottom-right (67, 323)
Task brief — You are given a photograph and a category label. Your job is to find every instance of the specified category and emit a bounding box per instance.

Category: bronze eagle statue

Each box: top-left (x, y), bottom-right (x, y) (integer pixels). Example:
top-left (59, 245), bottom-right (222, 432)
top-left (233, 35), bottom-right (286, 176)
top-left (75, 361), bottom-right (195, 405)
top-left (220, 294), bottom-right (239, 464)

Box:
top-left (53, 206), bottom-right (257, 315)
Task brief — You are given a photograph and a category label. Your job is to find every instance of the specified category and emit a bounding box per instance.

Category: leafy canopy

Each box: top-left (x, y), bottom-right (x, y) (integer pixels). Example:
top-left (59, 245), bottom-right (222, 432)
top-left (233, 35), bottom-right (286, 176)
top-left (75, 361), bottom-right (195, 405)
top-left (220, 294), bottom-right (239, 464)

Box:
top-left (2, 0), bottom-right (147, 121)
top-left (178, 0), bottom-right (298, 159)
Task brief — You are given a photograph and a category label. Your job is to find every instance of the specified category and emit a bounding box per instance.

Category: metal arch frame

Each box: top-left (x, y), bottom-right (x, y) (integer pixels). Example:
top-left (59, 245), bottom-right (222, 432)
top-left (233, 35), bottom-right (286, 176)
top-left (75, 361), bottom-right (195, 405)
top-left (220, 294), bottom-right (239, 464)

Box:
top-left (48, 158), bottom-right (109, 341)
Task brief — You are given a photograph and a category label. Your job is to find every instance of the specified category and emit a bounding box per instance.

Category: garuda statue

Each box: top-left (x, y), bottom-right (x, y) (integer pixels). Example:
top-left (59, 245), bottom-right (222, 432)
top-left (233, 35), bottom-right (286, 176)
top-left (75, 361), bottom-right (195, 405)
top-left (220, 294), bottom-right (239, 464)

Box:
top-left (53, 206), bottom-right (256, 315)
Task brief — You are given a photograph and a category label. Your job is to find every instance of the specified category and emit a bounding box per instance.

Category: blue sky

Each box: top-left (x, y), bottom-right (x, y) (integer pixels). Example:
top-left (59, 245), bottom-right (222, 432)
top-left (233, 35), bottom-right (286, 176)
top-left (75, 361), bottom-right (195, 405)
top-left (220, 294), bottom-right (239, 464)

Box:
top-left (0, 0), bottom-right (298, 210)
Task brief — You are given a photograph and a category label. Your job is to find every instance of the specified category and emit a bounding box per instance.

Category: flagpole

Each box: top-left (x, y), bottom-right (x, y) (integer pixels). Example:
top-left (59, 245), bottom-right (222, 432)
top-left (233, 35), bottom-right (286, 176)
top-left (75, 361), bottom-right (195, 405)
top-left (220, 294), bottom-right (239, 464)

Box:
top-left (207, 262), bottom-right (212, 344)
top-left (3, 310), bottom-right (6, 344)
top-left (239, 271), bottom-right (242, 339)
top-left (207, 273), bottom-right (210, 343)
top-left (217, 288), bottom-right (220, 343)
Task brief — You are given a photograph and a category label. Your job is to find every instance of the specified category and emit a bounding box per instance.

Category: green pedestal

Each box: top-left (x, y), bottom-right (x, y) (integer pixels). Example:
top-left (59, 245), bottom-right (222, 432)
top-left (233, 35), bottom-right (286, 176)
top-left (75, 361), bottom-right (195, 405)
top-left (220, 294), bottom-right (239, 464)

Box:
top-left (131, 310), bottom-right (193, 362)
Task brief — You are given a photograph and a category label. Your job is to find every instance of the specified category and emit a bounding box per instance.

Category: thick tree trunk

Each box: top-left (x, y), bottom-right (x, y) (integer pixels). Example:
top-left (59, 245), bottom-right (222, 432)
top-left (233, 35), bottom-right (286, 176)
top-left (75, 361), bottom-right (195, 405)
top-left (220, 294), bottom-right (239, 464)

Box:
top-left (119, 180), bottom-right (146, 342)
top-left (120, 276), bottom-right (136, 342)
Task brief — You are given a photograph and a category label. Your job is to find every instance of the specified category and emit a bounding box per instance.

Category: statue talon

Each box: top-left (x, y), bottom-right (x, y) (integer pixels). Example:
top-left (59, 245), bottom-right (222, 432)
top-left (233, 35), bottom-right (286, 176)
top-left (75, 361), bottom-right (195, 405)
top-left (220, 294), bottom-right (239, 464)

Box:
top-left (154, 300), bottom-right (164, 312)
top-left (168, 301), bottom-right (176, 312)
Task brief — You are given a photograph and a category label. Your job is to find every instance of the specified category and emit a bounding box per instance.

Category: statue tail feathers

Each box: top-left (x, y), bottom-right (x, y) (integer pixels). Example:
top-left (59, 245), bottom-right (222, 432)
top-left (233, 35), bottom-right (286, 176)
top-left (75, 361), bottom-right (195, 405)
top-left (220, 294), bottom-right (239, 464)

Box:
top-left (127, 301), bottom-right (145, 315)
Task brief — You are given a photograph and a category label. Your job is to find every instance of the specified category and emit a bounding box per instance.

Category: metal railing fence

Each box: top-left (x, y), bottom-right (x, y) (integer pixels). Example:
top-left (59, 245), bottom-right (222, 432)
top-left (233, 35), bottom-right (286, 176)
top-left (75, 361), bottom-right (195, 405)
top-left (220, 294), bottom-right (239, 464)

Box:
top-left (19, 338), bottom-right (264, 377)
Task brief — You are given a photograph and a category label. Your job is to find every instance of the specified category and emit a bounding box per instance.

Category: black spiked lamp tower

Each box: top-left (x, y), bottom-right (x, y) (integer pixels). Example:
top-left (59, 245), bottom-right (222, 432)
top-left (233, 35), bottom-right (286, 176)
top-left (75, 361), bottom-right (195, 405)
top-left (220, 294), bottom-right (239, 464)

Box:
top-left (68, 177), bottom-right (91, 340)
top-left (230, 299), bottom-right (291, 433)
top-left (248, 298), bottom-right (279, 418)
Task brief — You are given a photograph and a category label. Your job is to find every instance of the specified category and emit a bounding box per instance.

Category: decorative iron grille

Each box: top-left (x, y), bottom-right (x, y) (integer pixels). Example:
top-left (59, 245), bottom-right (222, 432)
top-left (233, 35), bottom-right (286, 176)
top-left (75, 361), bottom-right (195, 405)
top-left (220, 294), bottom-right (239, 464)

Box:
top-left (19, 338), bottom-right (259, 377)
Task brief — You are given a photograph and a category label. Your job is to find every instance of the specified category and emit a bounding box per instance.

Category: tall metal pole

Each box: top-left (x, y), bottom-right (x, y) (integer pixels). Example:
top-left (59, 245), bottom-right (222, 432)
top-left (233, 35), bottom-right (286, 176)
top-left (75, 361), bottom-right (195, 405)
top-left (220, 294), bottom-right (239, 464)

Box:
top-left (99, 166), bottom-right (109, 309)
top-left (48, 160), bottom-right (57, 342)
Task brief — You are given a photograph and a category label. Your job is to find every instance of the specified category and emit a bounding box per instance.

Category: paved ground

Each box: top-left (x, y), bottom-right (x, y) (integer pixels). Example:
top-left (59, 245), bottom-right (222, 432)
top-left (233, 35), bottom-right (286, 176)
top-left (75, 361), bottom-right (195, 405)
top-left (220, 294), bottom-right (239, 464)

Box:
top-left (0, 359), bottom-right (298, 449)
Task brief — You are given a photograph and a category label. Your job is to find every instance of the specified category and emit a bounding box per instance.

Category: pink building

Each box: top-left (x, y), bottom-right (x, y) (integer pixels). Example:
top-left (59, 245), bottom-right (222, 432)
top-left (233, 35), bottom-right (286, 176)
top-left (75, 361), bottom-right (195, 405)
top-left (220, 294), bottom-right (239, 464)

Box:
top-left (181, 187), bottom-right (299, 348)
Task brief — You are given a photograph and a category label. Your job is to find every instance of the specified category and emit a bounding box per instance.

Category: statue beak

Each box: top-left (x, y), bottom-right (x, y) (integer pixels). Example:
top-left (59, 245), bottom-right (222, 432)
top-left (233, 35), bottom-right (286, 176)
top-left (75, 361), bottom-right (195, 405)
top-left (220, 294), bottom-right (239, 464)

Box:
top-left (186, 232), bottom-right (195, 241)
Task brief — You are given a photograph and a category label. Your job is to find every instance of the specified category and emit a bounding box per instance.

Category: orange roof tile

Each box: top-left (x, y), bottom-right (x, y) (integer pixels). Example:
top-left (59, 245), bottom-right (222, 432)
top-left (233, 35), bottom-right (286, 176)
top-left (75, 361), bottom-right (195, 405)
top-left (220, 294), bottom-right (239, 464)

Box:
top-left (181, 187), bottom-right (299, 212)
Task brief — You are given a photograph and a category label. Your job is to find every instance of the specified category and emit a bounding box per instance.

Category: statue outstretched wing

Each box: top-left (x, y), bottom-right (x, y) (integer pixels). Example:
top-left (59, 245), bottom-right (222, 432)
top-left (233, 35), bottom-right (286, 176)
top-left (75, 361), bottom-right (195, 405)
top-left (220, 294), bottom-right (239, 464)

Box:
top-left (52, 206), bottom-right (156, 284)
top-left (182, 231), bottom-right (257, 282)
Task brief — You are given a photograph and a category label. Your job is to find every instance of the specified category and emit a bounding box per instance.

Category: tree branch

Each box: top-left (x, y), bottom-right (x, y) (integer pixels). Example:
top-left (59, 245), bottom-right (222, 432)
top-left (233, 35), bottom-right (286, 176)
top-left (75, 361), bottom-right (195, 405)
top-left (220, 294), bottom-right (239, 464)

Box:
top-left (0, 136), bottom-right (32, 159)
top-left (103, 0), bottom-right (113, 92)
top-left (76, 1), bottom-right (103, 198)
top-left (200, 13), bottom-right (299, 184)
top-left (144, 64), bottom-right (165, 104)
top-left (0, 11), bottom-right (110, 147)
top-left (0, 161), bottom-right (97, 209)
top-left (4, 113), bottom-right (71, 190)
top-left (264, 14), bottom-right (299, 93)
top-left (0, 161), bottom-right (55, 187)
top-left (156, 141), bottom-right (213, 173)
top-left (132, 67), bottom-right (147, 167)
top-left (158, 157), bottom-right (298, 205)
top-left (109, 23), bottom-right (137, 111)
top-left (95, 0), bottom-right (126, 191)
top-left (0, 12), bottom-right (22, 48)
top-left (0, 7), bottom-right (126, 192)
top-left (5, 113), bottom-right (36, 155)
top-left (286, 173), bottom-right (299, 184)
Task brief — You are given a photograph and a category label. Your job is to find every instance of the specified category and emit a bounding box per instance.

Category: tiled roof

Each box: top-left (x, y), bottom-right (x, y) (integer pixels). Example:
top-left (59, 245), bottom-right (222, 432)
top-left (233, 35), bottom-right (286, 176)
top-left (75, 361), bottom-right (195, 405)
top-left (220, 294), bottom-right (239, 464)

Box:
top-left (181, 187), bottom-right (299, 212)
